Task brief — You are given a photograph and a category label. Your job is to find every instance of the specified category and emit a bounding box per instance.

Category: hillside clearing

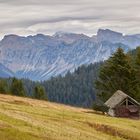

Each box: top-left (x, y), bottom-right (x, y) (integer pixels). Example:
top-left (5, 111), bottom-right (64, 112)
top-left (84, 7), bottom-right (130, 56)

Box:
top-left (0, 94), bottom-right (140, 140)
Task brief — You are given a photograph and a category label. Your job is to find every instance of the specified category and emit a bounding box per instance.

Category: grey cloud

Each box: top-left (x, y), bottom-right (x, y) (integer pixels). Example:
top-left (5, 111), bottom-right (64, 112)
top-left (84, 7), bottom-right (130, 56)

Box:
top-left (0, 0), bottom-right (140, 38)
top-left (0, 0), bottom-right (87, 6)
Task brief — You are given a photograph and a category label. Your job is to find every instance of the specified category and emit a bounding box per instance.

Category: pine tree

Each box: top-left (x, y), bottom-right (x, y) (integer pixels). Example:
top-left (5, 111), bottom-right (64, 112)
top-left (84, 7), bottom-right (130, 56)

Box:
top-left (33, 85), bottom-right (47, 100)
top-left (135, 47), bottom-right (140, 79)
top-left (10, 78), bottom-right (26, 96)
top-left (95, 48), bottom-right (138, 101)
top-left (134, 47), bottom-right (140, 101)
top-left (0, 80), bottom-right (8, 94)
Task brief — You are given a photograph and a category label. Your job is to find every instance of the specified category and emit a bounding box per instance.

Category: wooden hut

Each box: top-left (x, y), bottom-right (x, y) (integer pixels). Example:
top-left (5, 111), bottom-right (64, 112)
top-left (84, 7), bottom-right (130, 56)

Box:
top-left (105, 90), bottom-right (140, 118)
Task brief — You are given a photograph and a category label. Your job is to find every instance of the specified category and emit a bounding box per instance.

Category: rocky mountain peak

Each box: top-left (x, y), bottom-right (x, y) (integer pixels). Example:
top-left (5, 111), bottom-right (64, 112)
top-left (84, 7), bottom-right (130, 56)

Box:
top-left (97, 29), bottom-right (123, 43)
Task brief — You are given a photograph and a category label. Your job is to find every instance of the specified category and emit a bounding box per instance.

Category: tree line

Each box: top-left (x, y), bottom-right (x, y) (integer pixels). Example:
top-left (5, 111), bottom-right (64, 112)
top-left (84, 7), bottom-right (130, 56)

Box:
top-left (0, 77), bottom-right (47, 100)
top-left (0, 62), bottom-right (102, 108)
top-left (42, 62), bottom-right (102, 107)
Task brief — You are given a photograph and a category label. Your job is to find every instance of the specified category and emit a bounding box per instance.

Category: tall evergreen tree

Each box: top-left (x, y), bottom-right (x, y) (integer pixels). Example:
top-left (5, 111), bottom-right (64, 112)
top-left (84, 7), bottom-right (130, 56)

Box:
top-left (134, 47), bottom-right (140, 101)
top-left (135, 47), bottom-right (140, 79)
top-left (95, 48), bottom-right (138, 101)
top-left (0, 80), bottom-right (8, 94)
top-left (33, 85), bottom-right (47, 100)
top-left (10, 78), bottom-right (26, 96)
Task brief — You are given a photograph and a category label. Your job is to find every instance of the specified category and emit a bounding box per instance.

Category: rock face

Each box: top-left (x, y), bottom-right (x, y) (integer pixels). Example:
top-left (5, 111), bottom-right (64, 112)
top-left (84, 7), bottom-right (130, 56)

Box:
top-left (97, 29), bottom-right (140, 48)
top-left (97, 29), bottom-right (123, 43)
top-left (0, 63), bottom-right (14, 78)
top-left (0, 29), bottom-right (140, 81)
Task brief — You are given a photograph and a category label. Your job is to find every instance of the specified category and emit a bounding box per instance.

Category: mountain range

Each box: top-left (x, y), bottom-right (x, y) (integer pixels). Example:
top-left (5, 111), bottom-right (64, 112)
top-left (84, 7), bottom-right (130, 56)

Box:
top-left (0, 29), bottom-right (140, 81)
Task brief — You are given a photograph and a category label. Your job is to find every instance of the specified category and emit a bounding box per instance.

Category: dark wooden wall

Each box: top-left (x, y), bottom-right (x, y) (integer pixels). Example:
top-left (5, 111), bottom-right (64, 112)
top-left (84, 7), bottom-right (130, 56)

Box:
top-left (115, 105), bottom-right (139, 118)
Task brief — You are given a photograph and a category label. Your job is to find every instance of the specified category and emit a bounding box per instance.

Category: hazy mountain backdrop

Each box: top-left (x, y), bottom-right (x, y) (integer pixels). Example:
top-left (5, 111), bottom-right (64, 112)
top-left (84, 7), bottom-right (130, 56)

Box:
top-left (0, 29), bottom-right (140, 80)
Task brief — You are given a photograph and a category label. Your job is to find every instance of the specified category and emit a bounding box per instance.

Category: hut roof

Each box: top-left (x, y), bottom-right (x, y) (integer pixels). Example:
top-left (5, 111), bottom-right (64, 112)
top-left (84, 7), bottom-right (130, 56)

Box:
top-left (105, 90), bottom-right (140, 108)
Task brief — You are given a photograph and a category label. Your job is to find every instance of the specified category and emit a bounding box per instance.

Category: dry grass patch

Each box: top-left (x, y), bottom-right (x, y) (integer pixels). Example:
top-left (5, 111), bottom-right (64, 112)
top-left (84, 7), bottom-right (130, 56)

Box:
top-left (0, 94), bottom-right (139, 140)
top-left (86, 122), bottom-right (139, 140)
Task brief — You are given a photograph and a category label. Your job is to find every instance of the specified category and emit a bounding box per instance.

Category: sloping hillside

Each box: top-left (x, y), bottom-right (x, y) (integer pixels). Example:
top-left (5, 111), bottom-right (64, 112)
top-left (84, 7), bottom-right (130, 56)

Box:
top-left (0, 94), bottom-right (140, 140)
top-left (0, 63), bottom-right (14, 78)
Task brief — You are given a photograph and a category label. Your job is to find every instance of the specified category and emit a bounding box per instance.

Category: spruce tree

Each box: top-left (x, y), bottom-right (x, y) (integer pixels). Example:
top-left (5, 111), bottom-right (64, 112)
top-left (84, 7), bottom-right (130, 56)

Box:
top-left (33, 85), bottom-right (47, 100)
top-left (95, 48), bottom-right (138, 101)
top-left (135, 47), bottom-right (140, 101)
top-left (0, 80), bottom-right (8, 94)
top-left (135, 47), bottom-right (140, 79)
top-left (10, 78), bottom-right (26, 96)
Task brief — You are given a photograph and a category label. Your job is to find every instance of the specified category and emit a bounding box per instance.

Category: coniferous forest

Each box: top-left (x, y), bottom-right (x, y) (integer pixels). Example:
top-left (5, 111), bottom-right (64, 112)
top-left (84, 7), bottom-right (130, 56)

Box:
top-left (42, 62), bottom-right (102, 107)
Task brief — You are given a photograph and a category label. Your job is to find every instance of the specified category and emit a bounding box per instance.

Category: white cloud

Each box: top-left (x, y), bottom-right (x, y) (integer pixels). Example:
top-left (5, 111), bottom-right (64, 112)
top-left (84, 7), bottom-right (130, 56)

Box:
top-left (0, 0), bottom-right (140, 38)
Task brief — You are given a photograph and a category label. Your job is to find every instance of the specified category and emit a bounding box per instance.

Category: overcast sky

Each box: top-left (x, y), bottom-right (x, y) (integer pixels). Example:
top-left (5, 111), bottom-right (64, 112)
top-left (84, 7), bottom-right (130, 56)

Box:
top-left (0, 0), bottom-right (140, 38)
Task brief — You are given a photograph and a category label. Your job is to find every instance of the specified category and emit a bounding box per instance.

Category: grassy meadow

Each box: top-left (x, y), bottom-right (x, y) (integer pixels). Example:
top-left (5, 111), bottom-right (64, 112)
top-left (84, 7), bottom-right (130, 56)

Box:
top-left (0, 94), bottom-right (139, 140)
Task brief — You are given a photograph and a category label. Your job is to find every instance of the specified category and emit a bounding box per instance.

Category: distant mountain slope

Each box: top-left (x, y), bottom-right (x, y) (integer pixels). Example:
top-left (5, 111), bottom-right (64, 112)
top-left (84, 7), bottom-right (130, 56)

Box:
top-left (0, 63), bottom-right (14, 78)
top-left (0, 94), bottom-right (140, 140)
top-left (0, 29), bottom-right (140, 80)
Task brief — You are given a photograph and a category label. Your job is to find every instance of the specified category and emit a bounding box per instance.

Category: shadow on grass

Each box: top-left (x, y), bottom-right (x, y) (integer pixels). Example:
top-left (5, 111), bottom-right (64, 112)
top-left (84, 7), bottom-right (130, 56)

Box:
top-left (86, 121), bottom-right (138, 140)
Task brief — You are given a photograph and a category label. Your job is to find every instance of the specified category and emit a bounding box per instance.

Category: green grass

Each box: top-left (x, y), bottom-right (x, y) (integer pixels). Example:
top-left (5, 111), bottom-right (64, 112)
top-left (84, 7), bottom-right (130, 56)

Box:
top-left (0, 94), bottom-right (140, 140)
